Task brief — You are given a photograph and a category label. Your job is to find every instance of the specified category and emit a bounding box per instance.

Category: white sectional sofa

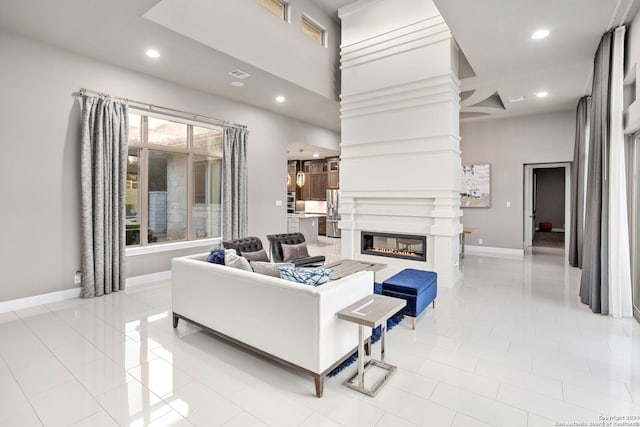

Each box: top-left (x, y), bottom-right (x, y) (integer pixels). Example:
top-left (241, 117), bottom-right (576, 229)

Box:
top-left (171, 253), bottom-right (374, 397)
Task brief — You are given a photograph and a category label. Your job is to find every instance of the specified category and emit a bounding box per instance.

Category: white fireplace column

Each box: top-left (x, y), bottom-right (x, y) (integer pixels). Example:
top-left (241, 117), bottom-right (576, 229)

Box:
top-left (338, 0), bottom-right (462, 286)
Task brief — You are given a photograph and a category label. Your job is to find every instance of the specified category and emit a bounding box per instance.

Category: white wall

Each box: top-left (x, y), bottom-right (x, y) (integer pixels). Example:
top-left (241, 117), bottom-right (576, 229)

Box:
top-left (144, 0), bottom-right (340, 100)
top-left (460, 111), bottom-right (575, 249)
top-left (0, 30), bottom-right (339, 301)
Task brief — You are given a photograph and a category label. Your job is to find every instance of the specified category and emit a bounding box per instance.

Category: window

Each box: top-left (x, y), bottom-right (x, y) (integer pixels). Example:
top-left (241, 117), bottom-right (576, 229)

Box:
top-left (257, 0), bottom-right (287, 20)
top-left (126, 112), bottom-right (223, 247)
top-left (301, 16), bottom-right (325, 45)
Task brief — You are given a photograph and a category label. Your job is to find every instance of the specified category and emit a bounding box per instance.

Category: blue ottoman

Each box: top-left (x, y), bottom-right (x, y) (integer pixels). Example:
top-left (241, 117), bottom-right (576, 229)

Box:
top-left (381, 269), bottom-right (437, 329)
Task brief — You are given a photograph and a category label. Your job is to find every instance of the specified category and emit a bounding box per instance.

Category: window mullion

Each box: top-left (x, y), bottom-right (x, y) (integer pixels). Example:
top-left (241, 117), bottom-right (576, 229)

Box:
top-left (187, 126), bottom-right (194, 241)
top-left (140, 116), bottom-right (149, 246)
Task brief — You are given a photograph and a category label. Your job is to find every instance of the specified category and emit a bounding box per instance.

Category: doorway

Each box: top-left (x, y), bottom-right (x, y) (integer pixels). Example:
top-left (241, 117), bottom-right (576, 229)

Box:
top-left (523, 163), bottom-right (571, 256)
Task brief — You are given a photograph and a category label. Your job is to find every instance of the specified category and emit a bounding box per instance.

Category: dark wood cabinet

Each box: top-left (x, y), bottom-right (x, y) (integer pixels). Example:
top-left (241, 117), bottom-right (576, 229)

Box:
top-left (310, 173), bottom-right (327, 200)
top-left (287, 161), bottom-right (297, 192)
top-left (310, 161), bottom-right (327, 174)
top-left (328, 172), bottom-right (339, 189)
top-left (289, 159), bottom-right (336, 201)
top-left (318, 216), bottom-right (326, 236)
top-left (327, 158), bottom-right (339, 189)
top-left (300, 177), bottom-right (311, 200)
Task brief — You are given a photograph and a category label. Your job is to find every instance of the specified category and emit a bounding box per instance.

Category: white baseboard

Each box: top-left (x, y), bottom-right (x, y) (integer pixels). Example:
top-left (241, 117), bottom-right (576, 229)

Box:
top-left (0, 270), bottom-right (172, 314)
top-left (0, 287), bottom-right (81, 314)
top-left (465, 245), bottom-right (524, 259)
top-left (126, 270), bottom-right (172, 287)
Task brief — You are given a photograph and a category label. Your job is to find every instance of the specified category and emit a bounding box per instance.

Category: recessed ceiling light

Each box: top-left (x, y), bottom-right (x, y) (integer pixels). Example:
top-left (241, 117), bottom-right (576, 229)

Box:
top-left (145, 49), bottom-right (160, 58)
top-left (231, 81), bottom-right (244, 87)
top-left (531, 29), bottom-right (550, 40)
top-left (509, 95), bottom-right (525, 103)
top-left (536, 91), bottom-right (549, 98)
top-left (275, 95), bottom-right (286, 103)
top-left (312, 153), bottom-right (320, 158)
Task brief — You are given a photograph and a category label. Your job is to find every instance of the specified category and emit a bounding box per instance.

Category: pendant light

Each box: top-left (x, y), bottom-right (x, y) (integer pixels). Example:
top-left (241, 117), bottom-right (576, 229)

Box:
top-left (296, 150), bottom-right (305, 187)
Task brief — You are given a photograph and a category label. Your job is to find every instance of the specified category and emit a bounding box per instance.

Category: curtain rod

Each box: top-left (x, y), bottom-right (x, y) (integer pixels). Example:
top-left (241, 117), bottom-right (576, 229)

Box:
top-left (76, 88), bottom-right (247, 130)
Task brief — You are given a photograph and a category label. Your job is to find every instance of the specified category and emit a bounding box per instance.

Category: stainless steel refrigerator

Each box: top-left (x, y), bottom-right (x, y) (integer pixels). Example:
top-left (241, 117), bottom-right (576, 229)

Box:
top-left (326, 189), bottom-right (341, 238)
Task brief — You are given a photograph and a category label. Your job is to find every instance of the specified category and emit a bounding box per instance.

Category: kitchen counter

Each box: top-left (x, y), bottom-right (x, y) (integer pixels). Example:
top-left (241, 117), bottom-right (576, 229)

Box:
top-left (288, 213), bottom-right (326, 219)
top-left (287, 214), bottom-right (323, 242)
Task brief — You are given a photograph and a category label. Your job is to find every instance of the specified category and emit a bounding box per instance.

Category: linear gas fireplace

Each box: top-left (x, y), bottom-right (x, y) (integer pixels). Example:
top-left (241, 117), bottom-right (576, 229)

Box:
top-left (361, 231), bottom-right (426, 262)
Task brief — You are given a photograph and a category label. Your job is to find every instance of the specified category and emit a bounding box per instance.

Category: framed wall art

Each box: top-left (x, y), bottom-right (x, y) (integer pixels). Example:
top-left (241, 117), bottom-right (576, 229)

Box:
top-left (461, 163), bottom-right (491, 208)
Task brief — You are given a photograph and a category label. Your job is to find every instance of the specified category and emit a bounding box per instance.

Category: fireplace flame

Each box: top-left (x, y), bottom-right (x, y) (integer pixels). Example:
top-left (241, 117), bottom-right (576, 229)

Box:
top-left (370, 248), bottom-right (421, 258)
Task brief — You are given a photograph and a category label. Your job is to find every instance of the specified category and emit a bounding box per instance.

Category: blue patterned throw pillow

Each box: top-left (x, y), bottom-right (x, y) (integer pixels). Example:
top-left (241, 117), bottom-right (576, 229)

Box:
top-left (206, 248), bottom-right (226, 265)
top-left (279, 267), bottom-right (333, 286)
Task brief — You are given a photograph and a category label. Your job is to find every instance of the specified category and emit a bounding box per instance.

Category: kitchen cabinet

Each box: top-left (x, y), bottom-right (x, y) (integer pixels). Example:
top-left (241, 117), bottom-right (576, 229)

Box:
top-left (287, 161), bottom-right (297, 192)
top-left (327, 158), bottom-right (339, 189)
top-left (318, 216), bottom-right (326, 236)
top-left (287, 216), bottom-right (299, 232)
top-left (310, 173), bottom-right (327, 200)
top-left (300, 177), bottom-right (311, 200)
top-left (328, 171), bottom-right (339, 189)
top-left (296, 160), bottom-right (328, 201)
top-left (287, 215), bottom-right (318, 242)
top-left (310, 161), bottom-right (327, 173)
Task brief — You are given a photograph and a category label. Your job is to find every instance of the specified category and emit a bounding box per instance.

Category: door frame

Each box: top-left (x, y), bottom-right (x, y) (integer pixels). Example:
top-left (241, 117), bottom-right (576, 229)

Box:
top-left (523, 162), bottom-right (571, 258)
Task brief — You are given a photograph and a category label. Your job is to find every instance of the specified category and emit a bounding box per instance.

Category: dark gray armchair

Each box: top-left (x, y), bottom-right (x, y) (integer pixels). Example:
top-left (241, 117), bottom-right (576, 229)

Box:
top-left (222, 236), bottom-right (267, 259)
top-left (266, 233), bottom-right (325, 267)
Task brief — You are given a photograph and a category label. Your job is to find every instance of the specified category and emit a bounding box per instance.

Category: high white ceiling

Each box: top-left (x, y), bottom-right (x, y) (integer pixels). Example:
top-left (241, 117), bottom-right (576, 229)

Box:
top-left (0, 0), bottom-right (637, 135)
top-left (0, 0), bottom-right (342, 132)
top-left (434, 0), bottom-right (638, 120)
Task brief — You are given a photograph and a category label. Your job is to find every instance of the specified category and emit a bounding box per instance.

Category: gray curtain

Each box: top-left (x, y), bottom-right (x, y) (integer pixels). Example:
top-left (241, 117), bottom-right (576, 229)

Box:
top-left (580, 31), bottom-right (612, 314)
top-left (80, 96), bottom-right (128, 298)
top-left (569, 96), bottom-right (590, 268)
top-left (223, 127), bottom-right (249, 240)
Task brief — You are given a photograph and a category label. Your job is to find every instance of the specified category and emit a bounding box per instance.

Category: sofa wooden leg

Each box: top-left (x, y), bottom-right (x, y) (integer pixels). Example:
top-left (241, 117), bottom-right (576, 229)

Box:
top-left (432, 300), bottom-right (435, 309)
top-left (314, 376), bottom-right (324, 398)
top-left (173, 313), bottom-right (179, 328)
top-left (411, 316), bottom-right (416, 330)
top-left (365, 337), bottom-right (371, 356)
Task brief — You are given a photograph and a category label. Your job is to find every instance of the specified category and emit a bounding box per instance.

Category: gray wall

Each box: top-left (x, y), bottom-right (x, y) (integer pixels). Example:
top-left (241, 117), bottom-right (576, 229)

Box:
top-left (460, 110), bottom-right (575, 249)
top-left (535, 167), bottom-right (565, 230)
top-left (0, 30), bottom-right (339, 301)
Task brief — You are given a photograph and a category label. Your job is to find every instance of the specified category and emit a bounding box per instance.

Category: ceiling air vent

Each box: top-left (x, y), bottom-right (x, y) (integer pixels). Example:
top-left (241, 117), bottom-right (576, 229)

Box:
top-left (228, 69), bottom-right (251, 79)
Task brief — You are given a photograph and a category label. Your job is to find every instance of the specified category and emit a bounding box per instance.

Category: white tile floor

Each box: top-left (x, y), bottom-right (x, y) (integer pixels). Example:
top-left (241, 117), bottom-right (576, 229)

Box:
top-left (1, 237), bottom-right (640, 426)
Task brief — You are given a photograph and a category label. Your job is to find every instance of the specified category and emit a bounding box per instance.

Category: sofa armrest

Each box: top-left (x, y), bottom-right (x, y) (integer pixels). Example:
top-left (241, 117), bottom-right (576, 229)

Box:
top-left (315, 271), bottom-right (374, 372)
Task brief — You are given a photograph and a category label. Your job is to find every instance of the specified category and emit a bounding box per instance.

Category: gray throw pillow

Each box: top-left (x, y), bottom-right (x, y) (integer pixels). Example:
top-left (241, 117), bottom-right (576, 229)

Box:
top-left (281, 242), bottom-right (310, 261)
top-left (251, 261), bottom-right (294, 277)
top-left (225, 251), bottom-right (252, 271)
top-left (242, 248), bottom-right (269, 262)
